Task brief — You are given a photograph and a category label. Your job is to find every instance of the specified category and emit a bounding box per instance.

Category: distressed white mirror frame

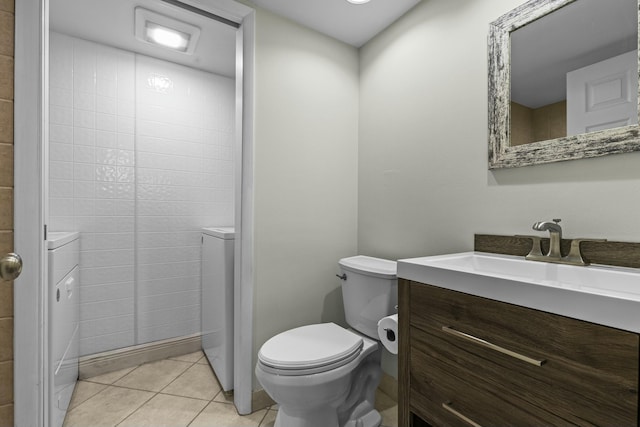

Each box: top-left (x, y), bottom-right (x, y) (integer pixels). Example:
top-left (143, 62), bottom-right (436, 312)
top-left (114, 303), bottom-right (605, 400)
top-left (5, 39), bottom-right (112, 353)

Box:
top-left (488, 0), bottom-right (640, 169)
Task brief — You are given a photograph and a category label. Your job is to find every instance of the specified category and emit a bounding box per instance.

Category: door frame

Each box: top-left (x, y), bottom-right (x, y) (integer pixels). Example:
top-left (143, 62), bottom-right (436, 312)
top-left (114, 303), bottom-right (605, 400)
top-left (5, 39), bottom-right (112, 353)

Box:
top-left (13, 0), bottom-right (256, 424)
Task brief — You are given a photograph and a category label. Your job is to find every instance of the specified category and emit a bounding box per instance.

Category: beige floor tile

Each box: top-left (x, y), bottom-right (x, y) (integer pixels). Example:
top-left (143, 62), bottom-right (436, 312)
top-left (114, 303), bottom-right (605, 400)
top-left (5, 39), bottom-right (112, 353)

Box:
top-left (63, 386), bottom-right (154, 427)
top-left (68, 381), bottom-right (108, 410)
top-left (188, 401), bottom-right (267, 427)
top-left (162, 363), bottom-right (221, 400)
top-left (380, 405), bottom-right (398, 427)
top-left (115, 359), bottom-right (191, 392)
top-left (213, 389), bottom-right (234, 404)
top-left (251, 389), bottom-right (275, 411)
top-left (196, 355), bottom-right (209, 365)
top-left (86, 366), bottom-right (137, 385)
top-left (118, 393), bottom-right (208, 427)
top-left (375, 389), bottom-right (397, 412)
top-left (375, 389), bottom-right (398, 427)
top-left (170, 351), bottom-right (205, 363)
top-left (259, 409), bottom-right (277, 427)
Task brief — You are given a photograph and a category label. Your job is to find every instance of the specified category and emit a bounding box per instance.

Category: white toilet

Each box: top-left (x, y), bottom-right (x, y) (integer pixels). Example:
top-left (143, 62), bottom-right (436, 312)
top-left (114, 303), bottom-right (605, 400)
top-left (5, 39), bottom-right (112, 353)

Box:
top-left (255, 255), bottom-right (397, 427)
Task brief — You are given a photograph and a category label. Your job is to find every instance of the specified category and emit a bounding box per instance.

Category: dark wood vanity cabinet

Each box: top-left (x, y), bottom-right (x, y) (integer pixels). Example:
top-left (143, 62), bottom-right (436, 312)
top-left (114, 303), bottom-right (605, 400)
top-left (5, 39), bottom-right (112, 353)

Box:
top-left (398, 279), bottom-right (640, 427)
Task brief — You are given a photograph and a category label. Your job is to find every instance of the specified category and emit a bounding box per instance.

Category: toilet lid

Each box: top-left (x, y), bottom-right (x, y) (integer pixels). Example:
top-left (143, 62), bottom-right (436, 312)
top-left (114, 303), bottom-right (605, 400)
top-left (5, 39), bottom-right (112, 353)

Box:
top-left (258, 323), bottom-right (363, 373)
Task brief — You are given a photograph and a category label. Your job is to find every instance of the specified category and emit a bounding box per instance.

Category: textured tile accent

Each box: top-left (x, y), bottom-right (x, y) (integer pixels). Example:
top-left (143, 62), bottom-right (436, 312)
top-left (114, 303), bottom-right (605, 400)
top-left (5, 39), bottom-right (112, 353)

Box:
top-left (0, 188), bottom-right (13, 229)
top-left (0, 56), bottom-right (12, 100)
top-left (0, 144), bottom-right (12, 187)
top-left (0, 361), bottom-right (12, 405)
top-left (0, 12), bottom-right (13, 57)
top-left (113, 359), bottom-right (191, 392)
top-left (161, 363), bottom-right (221, 401)
top-left (189, 402), bottom-right (267, 427)
top-left (0, 100), bottom-right (12, 143)
top-left (0, 403), bottom-right (13, 427)
top-left (50, 33), bottom-right (235, 356)
top-left (63, 386), bottom-right (153, 427)
top-left (118, 393), bottom-right (207, 427)
top-left (0, 318), bottom-right (12, 362)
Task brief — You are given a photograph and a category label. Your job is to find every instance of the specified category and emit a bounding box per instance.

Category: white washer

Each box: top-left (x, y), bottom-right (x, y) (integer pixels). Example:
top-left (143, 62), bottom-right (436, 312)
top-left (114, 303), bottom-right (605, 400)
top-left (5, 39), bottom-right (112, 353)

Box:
top-left (47, 232), bottom-right (80, 427)
top-left (201, 227), bottom-right (235, 391)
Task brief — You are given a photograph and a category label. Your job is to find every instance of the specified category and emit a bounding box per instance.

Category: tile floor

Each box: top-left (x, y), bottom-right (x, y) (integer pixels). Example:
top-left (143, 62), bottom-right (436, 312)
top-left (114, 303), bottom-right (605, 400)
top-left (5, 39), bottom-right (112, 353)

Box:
top-left (63, 351), bottom-right (398, 427)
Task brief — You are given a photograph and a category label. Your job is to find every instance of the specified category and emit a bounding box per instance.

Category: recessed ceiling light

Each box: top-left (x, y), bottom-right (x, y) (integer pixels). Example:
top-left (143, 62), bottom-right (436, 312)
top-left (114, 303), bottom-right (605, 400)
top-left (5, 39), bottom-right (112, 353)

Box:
top-left (346, 0), bottom-right (371, 4)
top-left (145, 23), bottom-right (190, 51)
top-left (135, 7), bottom-right (201, 54)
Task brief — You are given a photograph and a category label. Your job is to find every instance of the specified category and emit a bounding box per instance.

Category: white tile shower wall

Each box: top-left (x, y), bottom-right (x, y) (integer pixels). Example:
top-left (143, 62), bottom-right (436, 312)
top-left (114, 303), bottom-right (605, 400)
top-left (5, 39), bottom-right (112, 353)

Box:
top-left (50, 33), bottom-right (136, 355)
top-left (135, 56), bottom-right (234, 344)
top-left (49, 32), bottom-right (235, 356)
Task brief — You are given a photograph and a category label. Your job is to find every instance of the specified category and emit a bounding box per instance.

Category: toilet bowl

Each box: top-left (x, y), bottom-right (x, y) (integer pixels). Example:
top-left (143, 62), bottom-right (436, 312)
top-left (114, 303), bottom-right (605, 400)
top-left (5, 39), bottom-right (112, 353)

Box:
top-left (256, 256), bottom-right (397, 427)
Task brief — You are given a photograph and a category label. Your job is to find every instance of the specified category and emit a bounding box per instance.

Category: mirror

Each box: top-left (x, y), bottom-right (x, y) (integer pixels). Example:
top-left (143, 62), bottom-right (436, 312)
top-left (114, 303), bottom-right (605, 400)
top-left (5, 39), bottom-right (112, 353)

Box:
top-left (488, 0), bottom-right (640, 168)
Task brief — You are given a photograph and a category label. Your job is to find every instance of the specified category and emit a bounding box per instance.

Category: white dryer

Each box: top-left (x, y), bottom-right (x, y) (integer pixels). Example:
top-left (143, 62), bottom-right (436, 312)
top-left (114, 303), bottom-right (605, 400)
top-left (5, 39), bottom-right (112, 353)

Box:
top-left (201, 227), bottom-right (234, 391)
top-left (47, 232), bottom-right (80, 427)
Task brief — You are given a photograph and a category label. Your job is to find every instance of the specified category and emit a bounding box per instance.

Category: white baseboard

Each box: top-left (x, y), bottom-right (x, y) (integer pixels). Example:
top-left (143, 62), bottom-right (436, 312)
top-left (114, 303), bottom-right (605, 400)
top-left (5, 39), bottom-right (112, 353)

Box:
top-left (79, 334), bottom-right (202, 379)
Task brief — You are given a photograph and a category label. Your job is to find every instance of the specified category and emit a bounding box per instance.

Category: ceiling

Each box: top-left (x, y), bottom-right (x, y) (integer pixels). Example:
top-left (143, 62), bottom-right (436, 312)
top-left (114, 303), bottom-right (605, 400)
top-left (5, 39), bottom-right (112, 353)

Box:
top-left (51, 0), bottom-right (238, 77)
top-left (50, 0), bottom-right (420, 78)
top-left (248, 0), bottom-right (421, 47)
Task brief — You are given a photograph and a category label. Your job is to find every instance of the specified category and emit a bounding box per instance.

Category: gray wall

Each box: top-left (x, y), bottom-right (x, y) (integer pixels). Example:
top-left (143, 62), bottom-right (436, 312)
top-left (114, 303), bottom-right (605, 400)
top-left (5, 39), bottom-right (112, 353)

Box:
top-left (252, 6), bottom-right (360, 385)
top-left (359, 0), bottom-right (640, 377)
top-left (359, 0), bottom-right (640, 262)
top-left (248, 0), bottom-right (640, 388)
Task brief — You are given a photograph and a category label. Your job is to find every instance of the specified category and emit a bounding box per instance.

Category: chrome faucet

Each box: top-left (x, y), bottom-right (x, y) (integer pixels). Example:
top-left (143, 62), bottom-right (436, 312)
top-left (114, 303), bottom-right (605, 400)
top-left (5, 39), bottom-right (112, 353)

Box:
top-left (532, 219), bottom-right (562, 259)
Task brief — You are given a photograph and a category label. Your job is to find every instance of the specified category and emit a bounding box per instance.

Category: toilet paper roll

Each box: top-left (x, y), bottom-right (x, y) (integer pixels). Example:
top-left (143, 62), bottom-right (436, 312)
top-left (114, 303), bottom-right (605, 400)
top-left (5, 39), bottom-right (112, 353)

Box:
top-left (377, 314), bottom-right (398, 355)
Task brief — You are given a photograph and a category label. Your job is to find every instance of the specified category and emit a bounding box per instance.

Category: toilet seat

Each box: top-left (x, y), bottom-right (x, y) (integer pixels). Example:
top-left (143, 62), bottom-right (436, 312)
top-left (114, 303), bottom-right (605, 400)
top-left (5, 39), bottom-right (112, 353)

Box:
top-left (258, 323), bottom-right (363, 376)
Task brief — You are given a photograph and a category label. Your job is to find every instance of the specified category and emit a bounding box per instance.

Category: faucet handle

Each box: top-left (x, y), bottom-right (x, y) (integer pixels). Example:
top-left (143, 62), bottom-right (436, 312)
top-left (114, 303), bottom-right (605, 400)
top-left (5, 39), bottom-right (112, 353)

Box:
top-left (563, 238), bottom-right (607, 266)
top-left (515, 235), bottom-right (544, 260)
top-left (553, 218), bottom-right (561, 224)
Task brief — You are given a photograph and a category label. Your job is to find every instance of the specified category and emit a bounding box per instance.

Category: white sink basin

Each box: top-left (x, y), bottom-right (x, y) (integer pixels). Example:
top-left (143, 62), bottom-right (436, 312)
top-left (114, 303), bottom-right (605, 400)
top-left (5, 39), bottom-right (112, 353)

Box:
top-left (398, 251), bottom-right (640, 333)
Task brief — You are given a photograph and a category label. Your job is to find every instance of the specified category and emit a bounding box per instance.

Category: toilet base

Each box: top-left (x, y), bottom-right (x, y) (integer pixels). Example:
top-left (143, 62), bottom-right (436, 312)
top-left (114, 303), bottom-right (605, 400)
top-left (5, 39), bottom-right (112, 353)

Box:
top-left (342, 404), bottom-right (381, 427)
top-left (274, 406), bottom-right (381, 427)
top-left (274, 408), bottom-right (339, 427)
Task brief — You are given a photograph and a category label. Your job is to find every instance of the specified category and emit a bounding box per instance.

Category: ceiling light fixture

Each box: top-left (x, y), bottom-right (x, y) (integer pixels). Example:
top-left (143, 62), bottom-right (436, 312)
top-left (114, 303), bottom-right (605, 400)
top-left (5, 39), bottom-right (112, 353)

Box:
top-left (346, 0), bottom-right (371, 4)
top-left (145, 23), bottom-right (190, 51)
top-left (135, 7), bottom-right (201, 54)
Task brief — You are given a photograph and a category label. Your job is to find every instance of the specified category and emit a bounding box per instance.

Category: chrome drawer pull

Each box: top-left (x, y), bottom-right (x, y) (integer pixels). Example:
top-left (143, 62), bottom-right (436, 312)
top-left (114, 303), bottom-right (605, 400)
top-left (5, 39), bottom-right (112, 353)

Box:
top-left (442, 402), bottom-right (483, 427)
top-left (442, 326), bottom-right (546, 367)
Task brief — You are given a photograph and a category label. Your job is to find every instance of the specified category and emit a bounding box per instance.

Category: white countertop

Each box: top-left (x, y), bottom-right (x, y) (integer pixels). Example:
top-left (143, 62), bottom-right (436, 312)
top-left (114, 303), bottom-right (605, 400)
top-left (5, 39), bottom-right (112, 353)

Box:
top-left (398, 252), bottom-right (640, 333)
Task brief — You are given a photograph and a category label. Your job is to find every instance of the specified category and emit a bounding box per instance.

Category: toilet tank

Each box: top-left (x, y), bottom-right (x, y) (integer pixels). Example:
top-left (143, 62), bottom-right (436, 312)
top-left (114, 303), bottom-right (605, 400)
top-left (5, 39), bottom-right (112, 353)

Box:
top-left (338, 256), bottom-right (397, 339)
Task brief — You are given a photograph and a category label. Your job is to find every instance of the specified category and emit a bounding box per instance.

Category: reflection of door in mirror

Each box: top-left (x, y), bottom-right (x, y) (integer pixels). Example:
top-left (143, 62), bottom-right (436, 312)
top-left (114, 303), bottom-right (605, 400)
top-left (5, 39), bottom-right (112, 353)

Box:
top-left (510, 0), bottom-right (638, 146)
top-left (567, 50), bottom-right (638, 135)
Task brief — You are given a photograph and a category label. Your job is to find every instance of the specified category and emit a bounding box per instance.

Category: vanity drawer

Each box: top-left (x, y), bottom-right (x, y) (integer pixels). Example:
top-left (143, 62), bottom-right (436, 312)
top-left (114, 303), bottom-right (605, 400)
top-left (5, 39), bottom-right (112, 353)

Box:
top-left (408, 282), bottom-right (639, 426)
top-left (409, 331), bottom-right (571, 426)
